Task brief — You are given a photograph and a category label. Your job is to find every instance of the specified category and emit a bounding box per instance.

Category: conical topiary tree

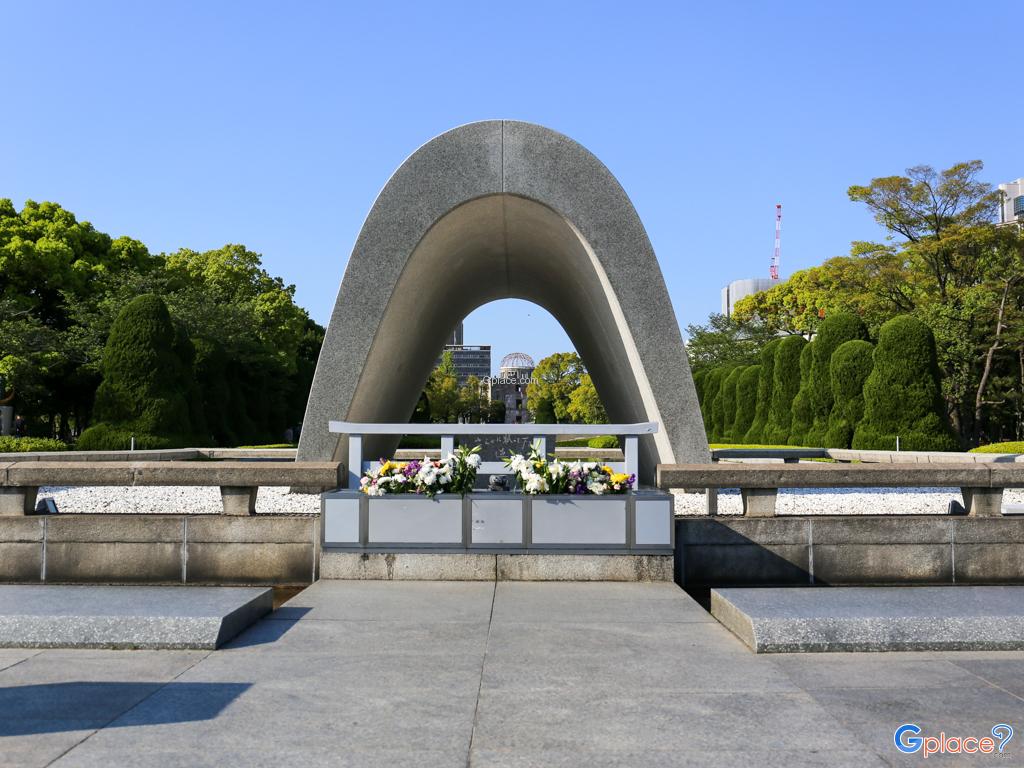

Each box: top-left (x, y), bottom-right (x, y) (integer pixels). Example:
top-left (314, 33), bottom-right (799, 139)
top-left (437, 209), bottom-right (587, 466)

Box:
top-left (788, 342), bottom-right (814, 446)
top-left (763, 335), bottom-right (807, 445)
top-left (692, 369), bottom-right (707, 405)
top-left (744, 339), bottom-right (780, 444)
top-left (805, 312), bottom-right (868, 446)
top-left (852, 315), bottom-right (959, 451)
top-left (720, 366), bottom-right (746, 442)
top-left (824, 339), bottom-right (874, 448)
top-left (710, 365), bottom-right (737, 443)
top-left (78, 294), bottom-right (196, 450)
top-left (699, 367), bottom-right (726, 439)
top-left (731, 365), bottom-right (760, 443)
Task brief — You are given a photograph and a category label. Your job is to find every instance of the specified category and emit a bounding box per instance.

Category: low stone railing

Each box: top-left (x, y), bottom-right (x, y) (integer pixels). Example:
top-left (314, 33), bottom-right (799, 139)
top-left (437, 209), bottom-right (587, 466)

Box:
top-left (711, 447), bottom-right (1023, 464)
top-left (656, 463), bottom-right (1024, 517)
top-left (0, 447), bottom-right (297, 463)
top-left (0, 460), bottom-right (343, 516)
top-left (328, 421), bottom-right (658, 489)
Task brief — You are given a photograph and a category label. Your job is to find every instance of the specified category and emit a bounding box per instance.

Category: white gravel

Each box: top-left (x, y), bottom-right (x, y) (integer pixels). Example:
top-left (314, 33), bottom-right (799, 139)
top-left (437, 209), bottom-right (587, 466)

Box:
top-left (39, 486), bottom-right (320, 515)
top-left (37, 485), bottom-right (1024, 517)
top-left (672, 488), bottom-right (1024, 516)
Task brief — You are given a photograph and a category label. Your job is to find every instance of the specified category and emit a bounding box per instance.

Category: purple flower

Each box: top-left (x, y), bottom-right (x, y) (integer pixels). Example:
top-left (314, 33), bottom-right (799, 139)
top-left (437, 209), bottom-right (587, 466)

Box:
top-left (403, 460), bottom-right (421, 478)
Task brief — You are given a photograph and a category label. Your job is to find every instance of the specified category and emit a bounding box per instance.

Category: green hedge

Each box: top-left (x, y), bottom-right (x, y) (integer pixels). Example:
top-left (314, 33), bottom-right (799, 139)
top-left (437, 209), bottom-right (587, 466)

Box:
top-left (0, 437), bottom-right (69, 453)
top-left (692, 369), bottom-right (707, 404)
top-left (971, 441), bottom-right (1024, 454)
top-left (788, 342), bottom-right (814, 446)
top-left (763, 335), bottom-right (807, 445)
top-left (720, 366), bottom-right (746, 442)
top-left (731, 365), bottom-right (760, 443)
top-left (852, 315), bottom-right (959, 451)
top-left (806, 313), bottom-right (868, 447)
top-left (75, 424), bottom-right (178, 451)
top-left (824, 339), bottom-right (874, 449)
top-left (744, 340), bottom-right (780, 444)
top-left (699, 367), bottom-right (726, 438)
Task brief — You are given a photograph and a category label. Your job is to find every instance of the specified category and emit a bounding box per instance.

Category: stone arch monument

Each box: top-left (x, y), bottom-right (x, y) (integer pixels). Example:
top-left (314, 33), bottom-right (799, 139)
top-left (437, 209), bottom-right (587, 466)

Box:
top-left (298, 120), bottom-right (708, 484)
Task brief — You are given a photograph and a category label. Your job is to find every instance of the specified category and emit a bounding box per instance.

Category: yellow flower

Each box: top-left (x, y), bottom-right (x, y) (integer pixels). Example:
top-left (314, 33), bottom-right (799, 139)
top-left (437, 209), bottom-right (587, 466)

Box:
top-left (610, 473), bottom-right (630, 485)
top-left (601, 465), bottom-right (614, 475)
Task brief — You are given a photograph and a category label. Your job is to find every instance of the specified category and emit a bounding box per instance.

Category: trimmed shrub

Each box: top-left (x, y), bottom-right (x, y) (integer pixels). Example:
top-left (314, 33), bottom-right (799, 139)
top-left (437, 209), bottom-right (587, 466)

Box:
top-left (824, 340), bottom-right (874, 449)
top-left (692, 369), bottom-right (707, 404)
top-left (720, 366), bottom-right (746, 442)
top-left (587, 435), bottom-right (619, 449)
top-left (0, 436), bottom-right (68, 453)
top-left (76, 424), bottom-right (175, 451)
top-left (744, 340), bottom-right (781, 444)
top-left (805, 313), bottom-right (868, 446)
top-left (763, 335), bottom-right (807, 445)
top-left (700, 367), bottom-right (727, 439)
top-left (731, 365), bottom-right (760, 442)
top-left (852, 315), bottom-right (959, 451)
top-left (971, 441), bottom-right (1024, 454)
top-left (788, 342), bottom-right (814, 446)
top-left (80, 294), bottom-right (198, 449)
top-left (710, 367), bottom-right (735, 442)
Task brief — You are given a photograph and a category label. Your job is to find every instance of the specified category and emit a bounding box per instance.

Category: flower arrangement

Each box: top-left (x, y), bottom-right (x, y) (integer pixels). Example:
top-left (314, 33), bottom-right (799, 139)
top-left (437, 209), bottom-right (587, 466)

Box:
top-left (360, 445), bottom-right (482, 497)
top-left (504, 440), bottom-right (634, 495)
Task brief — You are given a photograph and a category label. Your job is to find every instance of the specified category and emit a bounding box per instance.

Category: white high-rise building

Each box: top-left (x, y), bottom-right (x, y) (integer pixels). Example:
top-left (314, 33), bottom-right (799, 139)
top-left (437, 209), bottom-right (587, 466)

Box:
top-left (998, 179), bottom-right (1024, 226)
top-left (721, 278), bottom-right (774, 317)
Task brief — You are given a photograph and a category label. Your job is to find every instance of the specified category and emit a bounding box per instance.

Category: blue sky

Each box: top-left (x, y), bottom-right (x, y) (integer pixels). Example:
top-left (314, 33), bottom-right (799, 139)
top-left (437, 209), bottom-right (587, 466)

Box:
top-left (3, 1), bottom-right (1020, 373)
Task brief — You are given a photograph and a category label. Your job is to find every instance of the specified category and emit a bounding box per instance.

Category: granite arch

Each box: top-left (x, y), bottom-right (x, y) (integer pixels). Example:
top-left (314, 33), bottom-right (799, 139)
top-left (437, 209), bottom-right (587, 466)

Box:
top-left (298, 121), bottom-right (708, 484)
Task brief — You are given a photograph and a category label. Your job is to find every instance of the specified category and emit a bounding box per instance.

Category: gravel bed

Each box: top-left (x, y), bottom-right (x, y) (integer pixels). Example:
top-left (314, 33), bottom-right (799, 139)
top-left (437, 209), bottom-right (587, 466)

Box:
top-left (39, 486), bottom-right (320, 515)
top-left (37, 485), bottom-right (1024, 517)
top-left (672, 487), bottom-right (1024, 516)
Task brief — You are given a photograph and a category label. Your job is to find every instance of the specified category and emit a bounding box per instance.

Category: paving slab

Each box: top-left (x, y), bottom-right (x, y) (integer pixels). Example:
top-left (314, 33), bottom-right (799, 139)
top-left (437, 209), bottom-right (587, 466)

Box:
top-left (0, 585), bottom-right (272, 649)
top-left (712, 586), bottom-right (1024, 652)
top-left (3, 581), bottom-right (1022, 767)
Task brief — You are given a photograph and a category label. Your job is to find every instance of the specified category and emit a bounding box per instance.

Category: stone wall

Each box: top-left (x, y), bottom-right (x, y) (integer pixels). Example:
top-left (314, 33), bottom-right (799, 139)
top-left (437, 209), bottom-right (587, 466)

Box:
top-left (676, 516), bottom-right (1024, 587)
top-left (0, 515), bottom-right (317, 586)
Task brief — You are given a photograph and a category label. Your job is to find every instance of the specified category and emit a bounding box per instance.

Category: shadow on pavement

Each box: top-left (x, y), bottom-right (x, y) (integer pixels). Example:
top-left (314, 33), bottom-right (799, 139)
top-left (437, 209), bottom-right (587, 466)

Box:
top-left (0, 681), bottom-right (250, 736)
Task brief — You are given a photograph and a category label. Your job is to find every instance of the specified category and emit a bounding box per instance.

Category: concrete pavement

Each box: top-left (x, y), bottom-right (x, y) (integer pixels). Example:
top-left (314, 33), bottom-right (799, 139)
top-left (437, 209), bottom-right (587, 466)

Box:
top-left (0, 581), bottom-right (1021, 766)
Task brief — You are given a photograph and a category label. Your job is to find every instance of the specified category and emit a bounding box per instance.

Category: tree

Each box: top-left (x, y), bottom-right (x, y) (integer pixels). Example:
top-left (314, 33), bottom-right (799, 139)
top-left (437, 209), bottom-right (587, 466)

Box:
top-left (853, 315), bottom-right (958, 451)
top-left (788, 342), bottom-right (814, 446)
top-left (719, 366), bottom-right (746, 442)
top-left (848, 161), bottom-right (1000, 298)
top-left (685, 313), bottom-right (781, 372)
top-left (763, 335), bottom-right (807, 445)
top-left (731, 365), bottom-right (760, 442)
top-left (699, 367), bottom-right (727, 438)
top-left (567, 373), bottom-right (608, 424)
top-left (805, 313), bottom-right (868, 447)
top-left (78, 294), bottom-right (196, 449)
top-left (457, 375), bottom-right (488, 422)
top-left (709, 366), bottom-right (736, 443)
top-left (744, 340), bottom-right (780, 444)
top-left (425, 351), bottom-right (460, 423)
top-left (0, 199), bottom-right (324, 444)
top-left (824, 340), bottom-right (874, 448)
top-left (526, 352), bottom-right (584, 423)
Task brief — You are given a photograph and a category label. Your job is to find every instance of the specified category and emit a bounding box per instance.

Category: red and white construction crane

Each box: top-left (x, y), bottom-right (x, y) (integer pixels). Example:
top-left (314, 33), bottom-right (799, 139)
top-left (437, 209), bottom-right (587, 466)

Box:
top-left (770, 203), bottom-right (781, 281)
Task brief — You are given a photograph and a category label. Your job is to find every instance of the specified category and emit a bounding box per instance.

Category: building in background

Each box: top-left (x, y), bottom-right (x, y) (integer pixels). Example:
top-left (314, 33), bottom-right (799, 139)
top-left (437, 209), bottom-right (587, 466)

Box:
top-left (721, 277), bottom-right (774, 317)
top-left (489, 352), bottom-right (535, 423)
top-left (436, 321), bottom-right (491, 385)
top-left (998, 179), bottom-right (1024, 227)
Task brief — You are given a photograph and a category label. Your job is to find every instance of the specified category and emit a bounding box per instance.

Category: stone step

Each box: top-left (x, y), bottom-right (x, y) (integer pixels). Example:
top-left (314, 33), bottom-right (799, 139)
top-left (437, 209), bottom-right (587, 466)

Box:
top-left (320, 551), bottom-right (673, 581)
top-left (711, 586), bottom-right (1024, 653)
top-left (0, 585), bottom-right (272, 649)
